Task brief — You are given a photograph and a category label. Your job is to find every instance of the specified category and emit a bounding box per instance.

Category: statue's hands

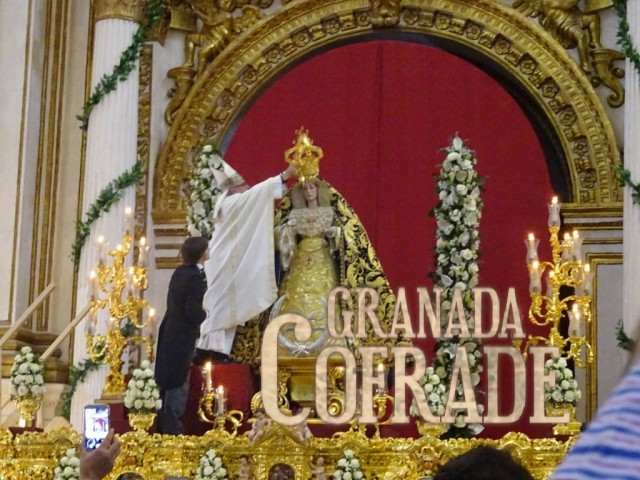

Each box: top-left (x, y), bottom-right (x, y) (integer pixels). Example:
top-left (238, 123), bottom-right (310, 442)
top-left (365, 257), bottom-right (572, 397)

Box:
top-left (324, 227), bottom-right (337, 238)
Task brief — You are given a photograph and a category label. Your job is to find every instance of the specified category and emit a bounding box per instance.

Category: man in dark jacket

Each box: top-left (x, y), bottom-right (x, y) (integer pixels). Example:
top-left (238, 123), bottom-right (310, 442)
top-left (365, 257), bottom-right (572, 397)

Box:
top-left (155, 236), bottom-right (209, 434)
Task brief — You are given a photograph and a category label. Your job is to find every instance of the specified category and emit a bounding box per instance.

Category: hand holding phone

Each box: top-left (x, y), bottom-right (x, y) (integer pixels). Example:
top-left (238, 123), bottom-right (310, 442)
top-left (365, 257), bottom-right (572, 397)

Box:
top-left (83, 404), bottom-right (110, 451)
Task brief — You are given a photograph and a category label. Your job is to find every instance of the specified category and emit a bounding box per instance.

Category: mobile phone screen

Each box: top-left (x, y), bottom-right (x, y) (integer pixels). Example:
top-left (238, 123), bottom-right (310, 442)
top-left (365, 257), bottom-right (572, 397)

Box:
top-left (83, 404), bottom-right (110, 451)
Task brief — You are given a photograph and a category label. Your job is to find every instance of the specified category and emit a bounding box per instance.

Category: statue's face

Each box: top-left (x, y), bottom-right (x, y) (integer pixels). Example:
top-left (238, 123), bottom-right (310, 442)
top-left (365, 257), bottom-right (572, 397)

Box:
top-left (303, 182), bottom-right (317, 202)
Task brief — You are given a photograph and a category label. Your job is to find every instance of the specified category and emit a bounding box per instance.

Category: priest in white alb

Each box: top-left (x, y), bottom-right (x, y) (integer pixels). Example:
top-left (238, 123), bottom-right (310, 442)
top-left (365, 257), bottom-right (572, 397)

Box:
top-left (196, 157), bottom-right (296, 362)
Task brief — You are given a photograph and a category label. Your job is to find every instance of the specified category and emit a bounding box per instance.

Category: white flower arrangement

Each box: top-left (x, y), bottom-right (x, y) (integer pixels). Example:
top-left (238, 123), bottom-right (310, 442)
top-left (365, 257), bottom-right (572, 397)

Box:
top-left (410, 367), bottom-right (447, 417)
top-left (412, 135), bottom-right (484, 436)
top-left (333, 449), bottom-right (365, 480)
top-left (186, 142), bottom-right (224, 238)
top-left (545, 356), bottom-right (582, 405)
top-left (53, 447), bottom-right (80, 480)
top-left (124, 360), bottom-right (162, 413)
top-left (10, 346), bottom-right (46, 399)
top-left (195, 448), bottom-right (228, 480)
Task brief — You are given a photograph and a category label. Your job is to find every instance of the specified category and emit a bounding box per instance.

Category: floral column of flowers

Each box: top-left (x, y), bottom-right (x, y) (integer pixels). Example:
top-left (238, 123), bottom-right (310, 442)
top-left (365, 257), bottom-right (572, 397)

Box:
top-left (187, 142), bottom-right (226, 238)
top-left (413, 135), bottom-right (485, 438)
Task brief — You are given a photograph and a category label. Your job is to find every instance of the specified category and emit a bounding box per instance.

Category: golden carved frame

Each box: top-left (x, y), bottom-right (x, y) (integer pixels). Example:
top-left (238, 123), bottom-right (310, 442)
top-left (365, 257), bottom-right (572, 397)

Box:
top-left (153, 0), bottom-right (621, 224)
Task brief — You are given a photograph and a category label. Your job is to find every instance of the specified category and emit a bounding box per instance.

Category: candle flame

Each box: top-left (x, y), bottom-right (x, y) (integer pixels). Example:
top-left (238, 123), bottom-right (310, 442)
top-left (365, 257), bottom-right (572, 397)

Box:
top-left (125, 206), bottom-right (133, 216)
top-left (89, 270), bottom-right (96, 279)
top-left (551, 196), bottom-right (558, 205)
top-left (97, 235), bottom-right (104, 244)
top-left (528, 233), bottom-right (535, 241)
top-left (532, 260), bottom-right (540, 270)
top-left (149, 308), bottom-right (155, 317)
top-left (584, 264), bottom-right (591, 273)
top-left (573, 230), bottom-right (579, 239)
top-left (140, 236), bottom-right (146, 246)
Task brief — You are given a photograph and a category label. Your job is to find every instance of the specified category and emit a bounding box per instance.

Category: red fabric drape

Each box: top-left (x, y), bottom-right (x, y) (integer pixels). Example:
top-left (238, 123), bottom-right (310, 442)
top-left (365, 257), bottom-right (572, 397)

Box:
top-left (225, 40), bottom-right (556, 437)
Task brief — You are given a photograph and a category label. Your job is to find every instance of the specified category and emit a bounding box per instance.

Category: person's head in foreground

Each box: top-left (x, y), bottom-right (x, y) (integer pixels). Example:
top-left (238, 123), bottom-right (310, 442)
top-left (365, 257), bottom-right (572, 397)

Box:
top-left (433, 445), bottom-right (534, 480)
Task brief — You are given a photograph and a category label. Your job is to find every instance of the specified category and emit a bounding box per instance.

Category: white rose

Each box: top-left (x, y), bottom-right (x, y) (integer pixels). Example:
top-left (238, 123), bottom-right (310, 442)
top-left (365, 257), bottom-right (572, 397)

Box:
top-left (338, 459), bottom-right (347, 468)
top-left (136, 380), bottom-right (145, 389)
top-left (563, 368), bottom-right (573, 379)
top-left (156, 399), bottom-right (163, 409)
top-left (564, 391), bottom-right (575, 403)
top-left (203, 465), bottom-right (214, 476)
top-left (134, 399), bottom-right (143, 409)
top-left (456, 184), bottom-right (468, 196)
top-left (213, 457), bottom-right (222, 467)
top-left (334, 471), bottom-right (343, 480)
top-left (436, 405), bottom-right (445, 416)
top-left (354, 472), bottom-right (364, 479)
top-left (560, 380), bottom-right (570, 389)
top-left (18, 363), bottom-right (30, 373)
top-left (344, 473), bottom-right (353, 480)
top-left (69, 456), bottom-right (80, 467)
top-left (351, 459), bottom-right (360, 469)
top-left (18, 385), bottom-right (28, 396)
top-left (557, 357), bottom-right (567, 368)
top-left (202, 145), bottom-right (213, 153)
top-left (218, 467), bottom-right (227, 477)
top-left (551, 391), bottom-right (563, 403)
top-left (425, 383), bottom-right (434, 393)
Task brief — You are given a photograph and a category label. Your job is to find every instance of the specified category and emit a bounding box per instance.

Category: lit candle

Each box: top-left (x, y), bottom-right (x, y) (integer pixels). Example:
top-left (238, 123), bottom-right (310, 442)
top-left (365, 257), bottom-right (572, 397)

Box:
top-left (582, 264), bottom-right (593, 295)
top-left (548, 196), bottom-right (561, 227)
top-left (561, 232), bottom-right (572, 262)
top-left (97, 235), bottom-right (106, 264)
top-left (568, 304), bottom-right (581, 337)
top-left (124, 207), bottom-right (134, 235)
top-left (570, 230), bottom-right (583, 262)
top-left (89, 270), bottom-right (98, 299)
top-left (529, 260), bottom-right (542, 294)
top-left (216, 385), bottom-right (226, 415)
top-left (85, 308), bottom-right (97, 335)
top-left (204, 362), bottom-right (212, 392)
top-left (137, 237), bottom-right (147, 267)
top-left (525, 233), bottom-right (539, 264)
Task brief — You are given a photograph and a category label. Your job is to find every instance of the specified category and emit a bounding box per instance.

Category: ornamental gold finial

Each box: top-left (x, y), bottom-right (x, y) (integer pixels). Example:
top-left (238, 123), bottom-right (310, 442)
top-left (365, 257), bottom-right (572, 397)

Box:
top-left (284, 127), bottom-right (323, 182)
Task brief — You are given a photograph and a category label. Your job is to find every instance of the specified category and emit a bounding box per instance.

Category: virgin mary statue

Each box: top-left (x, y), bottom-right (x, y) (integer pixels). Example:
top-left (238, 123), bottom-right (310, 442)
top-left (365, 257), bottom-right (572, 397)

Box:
top-left (272, 129), bottom-right (397, 357)
top-left (228, 129), bottom-right (400, 368)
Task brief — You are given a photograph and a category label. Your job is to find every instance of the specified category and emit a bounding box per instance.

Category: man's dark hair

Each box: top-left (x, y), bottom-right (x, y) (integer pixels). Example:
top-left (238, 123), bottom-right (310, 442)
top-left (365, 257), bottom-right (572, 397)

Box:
top-left (433, 445), bottom-right (534, 480)
top-left (181, 237), bottom-right (209, 264)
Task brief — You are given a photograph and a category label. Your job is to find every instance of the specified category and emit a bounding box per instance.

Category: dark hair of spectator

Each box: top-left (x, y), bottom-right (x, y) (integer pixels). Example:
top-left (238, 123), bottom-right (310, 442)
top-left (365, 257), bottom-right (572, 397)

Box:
top-left (181, 237), bottom-right (209, 264)
top-left (433, 445), bottom-right (534, 480)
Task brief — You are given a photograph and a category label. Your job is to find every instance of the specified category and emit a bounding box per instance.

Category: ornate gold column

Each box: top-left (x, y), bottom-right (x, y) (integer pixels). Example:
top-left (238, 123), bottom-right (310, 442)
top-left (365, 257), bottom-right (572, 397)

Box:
top-left (623, 3), bottom-right (640, 359)
top-left (70, 0), bottom-right (144, 429)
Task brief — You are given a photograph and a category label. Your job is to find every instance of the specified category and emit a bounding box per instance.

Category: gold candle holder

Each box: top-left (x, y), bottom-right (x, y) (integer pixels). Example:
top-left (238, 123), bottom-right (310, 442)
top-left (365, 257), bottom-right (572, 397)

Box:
top-left (86, 230), bottom-right (156, 399)
top-left (520, 199), bottom-right (594, 368)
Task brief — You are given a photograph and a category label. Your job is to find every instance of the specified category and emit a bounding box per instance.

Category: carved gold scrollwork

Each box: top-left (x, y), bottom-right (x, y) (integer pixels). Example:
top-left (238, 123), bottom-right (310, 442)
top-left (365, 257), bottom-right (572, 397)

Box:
top-left (163, 0), bottom-right (263, 124)
top-left (154, 0), bottom-right (622, 228)
top-left (370, 0), bottom-right (401, 27)
top-left (513, 0), bottom-right (624, 107)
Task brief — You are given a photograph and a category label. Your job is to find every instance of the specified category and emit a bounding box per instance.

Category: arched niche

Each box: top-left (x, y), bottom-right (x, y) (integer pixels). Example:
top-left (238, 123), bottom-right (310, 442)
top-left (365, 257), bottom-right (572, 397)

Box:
top-left (153, 0), bottom-right (621, 224)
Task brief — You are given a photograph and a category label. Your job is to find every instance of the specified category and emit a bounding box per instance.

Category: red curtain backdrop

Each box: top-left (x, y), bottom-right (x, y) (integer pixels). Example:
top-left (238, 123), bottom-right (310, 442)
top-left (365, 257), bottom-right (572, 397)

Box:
top-left (224, 40), bottom-right (556, 438)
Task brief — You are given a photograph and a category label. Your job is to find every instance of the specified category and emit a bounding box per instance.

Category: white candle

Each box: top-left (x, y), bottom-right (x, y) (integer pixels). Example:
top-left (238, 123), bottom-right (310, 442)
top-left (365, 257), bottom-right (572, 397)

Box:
top-left (124, 207), bottom-right (134, 235)
top-left (89, 270), bottom-right (98, 299)
top-left (561, 232), bottom-right (572, 262)
top-left (97, 235), bottom-right (106, 264)
top-left (570, 230), bottom-right (583, 263)
top-left (525, 233), bottom-right (539, 264)
top-left (529, 260), bottom-right (542, 294)
top-left (582, 264), bottom-right (593, 295)
top-left (138, 237), bottom-right (147, 267)
top-left (204, 362), bottom-right (212, 392)
top-left (548, 196), bottom-right (561, 227)
top-left (216, 385), bottom-right (226, 415)
top-left (568, 304), bottom-right (581, 337)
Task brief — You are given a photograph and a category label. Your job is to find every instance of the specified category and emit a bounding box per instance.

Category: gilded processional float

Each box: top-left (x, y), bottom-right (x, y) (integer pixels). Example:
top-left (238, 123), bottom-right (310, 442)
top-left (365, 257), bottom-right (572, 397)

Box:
top-left (3, 130), bottom-right (594, 480)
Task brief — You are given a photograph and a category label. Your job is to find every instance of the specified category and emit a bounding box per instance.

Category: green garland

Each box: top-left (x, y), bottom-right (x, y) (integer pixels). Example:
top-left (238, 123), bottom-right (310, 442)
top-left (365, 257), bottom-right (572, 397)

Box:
top-left (616, 321), bottom-right (635, 352)
top-left (77, 0), bottom-right (164, 130)
top-left (618, 165), bottom-right (640, 204)
top-left (61, 322), bottom-right (137, 419)
top-left (71, 158), bottom-right (144, 266)
top-left (613, 0), bottom-right (640, 80)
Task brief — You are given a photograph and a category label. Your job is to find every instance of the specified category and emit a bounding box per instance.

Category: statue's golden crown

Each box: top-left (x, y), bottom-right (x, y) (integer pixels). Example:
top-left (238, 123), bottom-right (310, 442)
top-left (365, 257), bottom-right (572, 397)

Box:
top-left (284, 127), bottom-right (323, 182)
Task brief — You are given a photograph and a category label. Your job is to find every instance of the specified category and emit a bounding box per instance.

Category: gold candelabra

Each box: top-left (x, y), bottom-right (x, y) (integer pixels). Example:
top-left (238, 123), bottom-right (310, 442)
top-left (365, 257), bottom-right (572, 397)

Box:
top-left (520, 197), bottom-right (594, 368)
top-left (198, 372), bottom-right (243, 435)
top-left (86, 211), bottom-right (156, 399)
